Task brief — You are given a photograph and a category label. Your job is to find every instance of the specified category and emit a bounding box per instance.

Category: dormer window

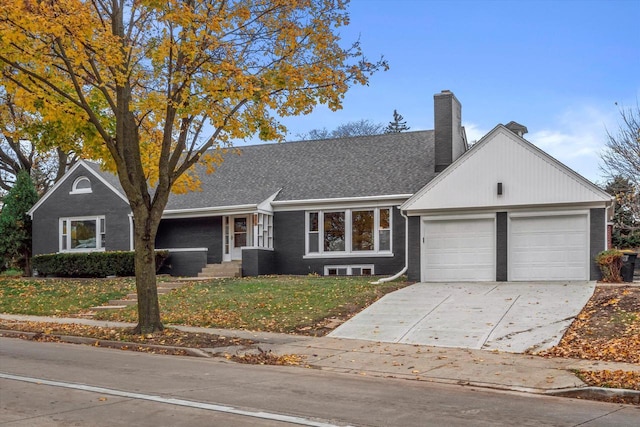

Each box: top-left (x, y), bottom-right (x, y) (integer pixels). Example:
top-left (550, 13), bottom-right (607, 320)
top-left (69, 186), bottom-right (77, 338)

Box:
top-left (70, 176), bottom-right (92, 194)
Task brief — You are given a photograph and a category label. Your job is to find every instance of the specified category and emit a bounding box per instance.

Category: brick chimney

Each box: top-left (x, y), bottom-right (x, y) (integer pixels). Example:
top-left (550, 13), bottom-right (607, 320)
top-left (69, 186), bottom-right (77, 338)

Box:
top-left (434, 90), bottom-right (467, 172)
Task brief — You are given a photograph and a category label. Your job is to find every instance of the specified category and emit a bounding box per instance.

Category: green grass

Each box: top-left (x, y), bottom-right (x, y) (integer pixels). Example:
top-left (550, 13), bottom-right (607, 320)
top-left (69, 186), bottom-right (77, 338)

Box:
top-left (96, 275), bottom-right (408, 333)
top-left (0, 275), bottom-right (408, 333)
top-left (0, 269), bottom-right (24, 278)
top-left (0, 277), bottom-right (135, 315)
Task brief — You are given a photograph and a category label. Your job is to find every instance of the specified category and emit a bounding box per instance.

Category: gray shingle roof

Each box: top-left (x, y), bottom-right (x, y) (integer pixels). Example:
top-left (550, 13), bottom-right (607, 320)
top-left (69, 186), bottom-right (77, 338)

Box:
top-left (86, 130), bottom-right (437, 211)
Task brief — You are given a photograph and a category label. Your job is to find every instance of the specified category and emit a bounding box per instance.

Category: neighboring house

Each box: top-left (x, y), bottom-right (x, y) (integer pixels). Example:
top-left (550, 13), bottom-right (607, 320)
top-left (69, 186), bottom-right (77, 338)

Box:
top-left (28, 91), bottom-right (613, 281)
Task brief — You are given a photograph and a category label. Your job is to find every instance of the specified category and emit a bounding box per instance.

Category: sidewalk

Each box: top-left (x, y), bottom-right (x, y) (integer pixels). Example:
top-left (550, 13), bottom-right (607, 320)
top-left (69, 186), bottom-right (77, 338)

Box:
top-left (2, 314), bottom-right (639, 396)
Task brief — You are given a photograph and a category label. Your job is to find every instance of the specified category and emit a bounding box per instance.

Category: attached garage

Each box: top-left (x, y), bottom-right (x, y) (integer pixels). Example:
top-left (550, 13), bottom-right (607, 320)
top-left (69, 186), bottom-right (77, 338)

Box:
top-left (401, 125), bottom-right (613, 283)
top-left (509, 213), bottom-right (589, 281)
top-left (422, 216), bottom-right (495, 282)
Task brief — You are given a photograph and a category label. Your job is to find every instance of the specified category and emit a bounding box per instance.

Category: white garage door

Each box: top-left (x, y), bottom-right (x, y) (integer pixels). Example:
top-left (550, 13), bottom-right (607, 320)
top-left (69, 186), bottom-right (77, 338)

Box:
top-left (510, 214), bottom-right (588, 281)
top-left (422, 217), bottom-right (495, 282)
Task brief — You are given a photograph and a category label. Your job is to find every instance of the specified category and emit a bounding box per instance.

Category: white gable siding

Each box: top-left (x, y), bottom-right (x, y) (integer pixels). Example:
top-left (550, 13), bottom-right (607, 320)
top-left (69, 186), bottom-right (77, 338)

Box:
top-left (402, 127), bottom-right (610, 213)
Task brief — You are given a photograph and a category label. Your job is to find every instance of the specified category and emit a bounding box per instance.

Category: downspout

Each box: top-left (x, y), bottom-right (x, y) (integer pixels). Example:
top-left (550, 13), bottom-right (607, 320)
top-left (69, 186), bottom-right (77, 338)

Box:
top-left (371, 210), bottom-right (409, 284)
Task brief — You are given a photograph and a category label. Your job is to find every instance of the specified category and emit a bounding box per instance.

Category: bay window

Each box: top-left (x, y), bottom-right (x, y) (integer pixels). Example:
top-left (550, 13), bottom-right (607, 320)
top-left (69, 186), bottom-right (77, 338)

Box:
top-left (306, 208), bottom-right (392, 256)
top-left (59, 216), bottom-right (106, 252)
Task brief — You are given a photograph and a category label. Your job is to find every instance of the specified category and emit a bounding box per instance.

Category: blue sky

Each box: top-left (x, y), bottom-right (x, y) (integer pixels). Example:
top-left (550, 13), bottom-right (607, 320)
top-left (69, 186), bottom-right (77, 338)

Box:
top-left (269, 0), bottom-right (639, 184)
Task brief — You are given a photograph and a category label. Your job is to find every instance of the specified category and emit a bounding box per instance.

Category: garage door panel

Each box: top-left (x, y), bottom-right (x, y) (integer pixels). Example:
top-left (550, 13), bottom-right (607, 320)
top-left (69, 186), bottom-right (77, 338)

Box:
top-left (423, 218), bottom-right (495, 282)
top-left (510, 214), bottom-right (588, 281)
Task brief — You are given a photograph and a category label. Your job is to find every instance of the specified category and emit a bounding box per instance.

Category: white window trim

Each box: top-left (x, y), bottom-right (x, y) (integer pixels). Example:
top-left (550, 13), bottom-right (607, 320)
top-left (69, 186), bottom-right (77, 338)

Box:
top-left (254, 212), bottom-right (274, 249)
top-left (69, 176), bottom-right (92, 194)
top-left (59, 215), bottom-right (106, 252)
top-left (324, 264), bottom-right (375, 276)
top-left (304, 207), bottom-right (393, 258)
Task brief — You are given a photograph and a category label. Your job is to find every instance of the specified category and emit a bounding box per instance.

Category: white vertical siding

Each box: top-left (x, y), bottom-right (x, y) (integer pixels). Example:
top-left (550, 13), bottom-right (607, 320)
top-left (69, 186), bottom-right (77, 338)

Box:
top-left (403, 127), bottom-right (610, 212)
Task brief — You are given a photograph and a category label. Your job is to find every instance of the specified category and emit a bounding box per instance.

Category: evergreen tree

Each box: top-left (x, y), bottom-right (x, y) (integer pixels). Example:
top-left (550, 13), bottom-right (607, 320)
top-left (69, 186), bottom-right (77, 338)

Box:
top-left (385, 110), bottom-right (410, 133)
top-left (604, 175), bottom-right (640, 248)
top-left (0, 170), bottom-right (38, 274)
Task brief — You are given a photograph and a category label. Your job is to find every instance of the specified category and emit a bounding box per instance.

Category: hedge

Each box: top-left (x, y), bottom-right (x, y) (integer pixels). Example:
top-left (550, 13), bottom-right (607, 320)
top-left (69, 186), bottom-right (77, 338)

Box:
top-left (33, 251), bottom-right (169, 278)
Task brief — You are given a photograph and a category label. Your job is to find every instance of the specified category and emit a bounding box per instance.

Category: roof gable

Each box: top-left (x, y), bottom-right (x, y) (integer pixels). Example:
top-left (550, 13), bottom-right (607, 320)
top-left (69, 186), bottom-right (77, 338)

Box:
top-left (28, 160), bottom-right (128, 217)
top-left (402, 125), bottom-right (612, 213)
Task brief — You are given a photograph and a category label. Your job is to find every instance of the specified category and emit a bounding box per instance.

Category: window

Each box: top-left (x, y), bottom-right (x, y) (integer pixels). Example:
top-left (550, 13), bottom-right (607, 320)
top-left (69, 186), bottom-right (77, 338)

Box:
top-left (324, 211), bottom-right (345, 251)
top-left (59, 216), bottom-right (106, 252)
top-left (379, 208), bottom-right (391, 251)
top-left (352, 210), bottom-right (374, 251)
top-left (307, 208), bottom-right (392, 256)
top-left (256, 213), bottom-right (274, 249)
top-left (324, 265), bottom-right (374, 276)
top-left (70, 176), bottom-right (92, 194)
top-left (308, 212), bottom-right (319, 253)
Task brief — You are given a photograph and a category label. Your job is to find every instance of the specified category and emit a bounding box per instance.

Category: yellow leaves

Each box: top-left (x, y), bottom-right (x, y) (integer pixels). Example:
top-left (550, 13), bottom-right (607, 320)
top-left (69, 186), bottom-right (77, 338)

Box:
top-left (2, 0), bottom-right (387, 205)
top-left (537, 286), bottom-right (640, 364)
top-left (578, 370), bottom-right (640, 391)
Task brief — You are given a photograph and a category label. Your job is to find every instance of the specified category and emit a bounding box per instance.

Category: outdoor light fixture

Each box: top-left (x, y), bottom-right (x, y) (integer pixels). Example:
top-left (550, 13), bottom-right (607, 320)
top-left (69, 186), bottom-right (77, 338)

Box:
top-left (497, 182), bottom-right (503, 195)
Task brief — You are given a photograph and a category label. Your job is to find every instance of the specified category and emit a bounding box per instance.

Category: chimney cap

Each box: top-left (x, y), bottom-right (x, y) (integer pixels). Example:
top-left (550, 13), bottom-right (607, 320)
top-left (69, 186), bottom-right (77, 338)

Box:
top-left (505, 121), bottom-right (528, 137)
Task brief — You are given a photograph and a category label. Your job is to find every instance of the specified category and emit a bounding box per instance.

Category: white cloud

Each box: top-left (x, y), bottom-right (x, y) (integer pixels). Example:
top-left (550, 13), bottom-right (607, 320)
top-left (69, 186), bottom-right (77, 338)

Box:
top-left (462, 122), bottom-right (488, 145)
top-left (525, 106), bottom-right (617, 184)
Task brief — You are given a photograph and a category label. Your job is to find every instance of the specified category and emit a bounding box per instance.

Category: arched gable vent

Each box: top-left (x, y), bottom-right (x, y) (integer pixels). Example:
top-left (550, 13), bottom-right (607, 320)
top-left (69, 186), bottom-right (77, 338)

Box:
top-left (70, 176), bottom-right (92, 194)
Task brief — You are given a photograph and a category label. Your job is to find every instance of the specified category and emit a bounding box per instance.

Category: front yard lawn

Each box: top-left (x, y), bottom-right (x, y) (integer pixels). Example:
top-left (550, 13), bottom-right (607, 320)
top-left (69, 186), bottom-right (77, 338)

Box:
top-left (0, 275), bottom-right (407, 335)
top-left (0, 277), bottom-right (135, 315)
top-left (95, 275), bottom-right (407, 334)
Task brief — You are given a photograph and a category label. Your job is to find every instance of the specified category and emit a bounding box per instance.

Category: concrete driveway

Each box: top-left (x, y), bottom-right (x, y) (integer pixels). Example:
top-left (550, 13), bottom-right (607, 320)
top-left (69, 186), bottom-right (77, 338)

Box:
top-left (329, 282), bottom-right (595, 353)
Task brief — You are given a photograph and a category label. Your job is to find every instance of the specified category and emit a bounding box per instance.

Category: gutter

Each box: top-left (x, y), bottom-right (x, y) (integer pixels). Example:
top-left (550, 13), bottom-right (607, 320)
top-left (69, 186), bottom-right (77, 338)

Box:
top-left (371, 210), bottom-right (409, 284)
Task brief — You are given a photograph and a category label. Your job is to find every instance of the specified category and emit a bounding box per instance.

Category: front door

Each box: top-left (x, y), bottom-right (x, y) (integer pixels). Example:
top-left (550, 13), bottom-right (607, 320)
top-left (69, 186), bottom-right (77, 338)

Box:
top-left (232, 216), bottom-right (248, 260)
top-left (224, 215), bottom-right (250, 261)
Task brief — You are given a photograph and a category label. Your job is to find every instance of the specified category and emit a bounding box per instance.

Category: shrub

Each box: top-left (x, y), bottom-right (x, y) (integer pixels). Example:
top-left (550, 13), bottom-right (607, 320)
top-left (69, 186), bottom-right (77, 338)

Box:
top-left (32, 251), bottom-right (169, 278)
top-left (595, 249), bottom-right (624, 283)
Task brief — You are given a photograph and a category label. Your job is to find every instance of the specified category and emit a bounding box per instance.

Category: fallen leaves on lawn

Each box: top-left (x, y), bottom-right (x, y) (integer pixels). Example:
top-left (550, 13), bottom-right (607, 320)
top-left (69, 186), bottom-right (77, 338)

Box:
top-left (577, 370), bottom-right (640, 391)
top-left (0, 320), bottom-right (254, 349)
top-left (537, 286), bottom-right (640, 364)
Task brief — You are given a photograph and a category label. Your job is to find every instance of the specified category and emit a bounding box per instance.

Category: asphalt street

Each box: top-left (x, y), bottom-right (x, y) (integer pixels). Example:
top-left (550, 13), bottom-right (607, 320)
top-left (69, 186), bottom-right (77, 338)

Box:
top-left (1, 338), bottom-right (637, 426)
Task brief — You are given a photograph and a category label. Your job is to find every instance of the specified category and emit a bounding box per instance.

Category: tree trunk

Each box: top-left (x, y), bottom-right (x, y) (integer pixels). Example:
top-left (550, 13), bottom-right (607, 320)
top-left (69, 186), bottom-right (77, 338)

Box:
top-left (132, 214), bottom-right (163, 334)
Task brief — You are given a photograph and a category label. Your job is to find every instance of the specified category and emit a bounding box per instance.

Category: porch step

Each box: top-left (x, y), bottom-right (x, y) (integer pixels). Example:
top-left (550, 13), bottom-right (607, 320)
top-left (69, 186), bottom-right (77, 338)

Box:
top-left (198, 261), bottom-right (242, 278)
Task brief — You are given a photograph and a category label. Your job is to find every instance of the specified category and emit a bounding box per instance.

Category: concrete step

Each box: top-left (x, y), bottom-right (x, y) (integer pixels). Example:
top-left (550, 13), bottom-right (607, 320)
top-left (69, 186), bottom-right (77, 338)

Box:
top-left (157, 282), bottom-right (187, 289)
top-left (90, 305), bottom-right (128, 310)
top-left (108, 299), bottom-right (137, 306)
top-left (198, 262), bottom-right (242, 278)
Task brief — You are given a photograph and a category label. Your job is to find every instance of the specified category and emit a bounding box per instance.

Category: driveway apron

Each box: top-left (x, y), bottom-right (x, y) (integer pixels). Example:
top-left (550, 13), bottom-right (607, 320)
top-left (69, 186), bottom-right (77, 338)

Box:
top-left (329, 282), bottom-right (595, 353)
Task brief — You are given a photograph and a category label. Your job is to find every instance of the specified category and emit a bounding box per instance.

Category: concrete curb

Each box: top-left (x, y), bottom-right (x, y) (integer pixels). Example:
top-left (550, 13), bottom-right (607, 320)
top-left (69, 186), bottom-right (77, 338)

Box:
top-left (547, 386), bottom-right (640, 404)
top-left (0, 329), bottom-right (211, 358)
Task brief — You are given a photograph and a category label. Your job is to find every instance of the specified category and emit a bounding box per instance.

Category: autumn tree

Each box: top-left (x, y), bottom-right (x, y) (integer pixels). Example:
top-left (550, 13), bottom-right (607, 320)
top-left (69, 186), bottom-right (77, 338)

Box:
top-left (601, 102), bottom-right (640, 185)
top-left (0, 86), bottom-right (79, 196)
top-left (297, 119), bottom-right (384, 140)
top-left (384, 109), bottom-right (409, 133)
top-left (0, 170), bottom-right (38, 274)
top-left (0, 0), bottom-right (386, 332)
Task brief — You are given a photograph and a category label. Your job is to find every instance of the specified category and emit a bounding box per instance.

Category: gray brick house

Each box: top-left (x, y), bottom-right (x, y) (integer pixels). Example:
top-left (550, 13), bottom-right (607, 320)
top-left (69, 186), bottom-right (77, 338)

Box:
top-left (29, 91), bottom-right (613, 281)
